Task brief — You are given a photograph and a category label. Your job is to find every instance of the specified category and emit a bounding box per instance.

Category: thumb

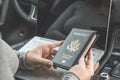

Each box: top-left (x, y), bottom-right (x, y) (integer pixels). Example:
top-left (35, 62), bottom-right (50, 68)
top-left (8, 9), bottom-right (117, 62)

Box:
top-left (38, 58), bottom-right (53, 68)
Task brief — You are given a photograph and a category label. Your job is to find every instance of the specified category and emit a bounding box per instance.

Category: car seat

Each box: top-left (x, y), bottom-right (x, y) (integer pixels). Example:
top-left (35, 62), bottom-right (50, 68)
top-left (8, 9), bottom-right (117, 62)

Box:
top-left (45, 1), bottom-right (108, 41)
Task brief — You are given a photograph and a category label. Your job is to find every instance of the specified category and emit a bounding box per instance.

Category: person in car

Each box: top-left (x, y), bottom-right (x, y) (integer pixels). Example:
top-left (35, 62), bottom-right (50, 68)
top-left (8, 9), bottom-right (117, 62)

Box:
top-left (0, 37), bottom-right (97, 80)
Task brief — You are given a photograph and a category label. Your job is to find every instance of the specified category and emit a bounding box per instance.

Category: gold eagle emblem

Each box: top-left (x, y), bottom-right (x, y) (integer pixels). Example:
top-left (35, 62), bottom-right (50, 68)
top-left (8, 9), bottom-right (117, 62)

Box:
top-left (67, 39), bottom-right (80, 52)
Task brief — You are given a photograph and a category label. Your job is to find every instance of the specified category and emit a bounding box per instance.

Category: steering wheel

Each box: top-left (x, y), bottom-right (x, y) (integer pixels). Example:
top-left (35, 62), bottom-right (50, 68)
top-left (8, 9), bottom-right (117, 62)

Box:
top-left (12, 0), bottom-right (37, 24)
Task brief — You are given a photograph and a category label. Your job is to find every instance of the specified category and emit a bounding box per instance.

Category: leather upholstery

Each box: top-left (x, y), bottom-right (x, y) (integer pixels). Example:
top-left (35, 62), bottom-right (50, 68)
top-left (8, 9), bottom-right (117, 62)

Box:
top-left (45, 1), bottom-right (108, 41)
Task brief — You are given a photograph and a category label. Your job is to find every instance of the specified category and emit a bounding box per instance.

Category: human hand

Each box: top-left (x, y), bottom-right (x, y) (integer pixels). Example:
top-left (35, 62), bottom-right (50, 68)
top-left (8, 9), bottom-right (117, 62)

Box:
top-left (25, 41), bottom-right (63, 70)
top-left (69, 50), bottom-right (94, 80)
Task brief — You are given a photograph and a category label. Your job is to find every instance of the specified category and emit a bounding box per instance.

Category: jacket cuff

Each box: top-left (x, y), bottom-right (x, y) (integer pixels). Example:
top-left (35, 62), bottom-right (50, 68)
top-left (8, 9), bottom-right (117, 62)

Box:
top-left (60, 72), bottom-right (80, 80)
top-left (15, 51), bottom-right (33, 70)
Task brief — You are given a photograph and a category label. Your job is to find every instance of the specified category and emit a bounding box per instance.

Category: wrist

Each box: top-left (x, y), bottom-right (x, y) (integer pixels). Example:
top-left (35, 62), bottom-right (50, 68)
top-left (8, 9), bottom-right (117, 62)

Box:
top-left (60, 72), bottom-right (80, 80)
top-left (24, 51), bottom-right (35, 70)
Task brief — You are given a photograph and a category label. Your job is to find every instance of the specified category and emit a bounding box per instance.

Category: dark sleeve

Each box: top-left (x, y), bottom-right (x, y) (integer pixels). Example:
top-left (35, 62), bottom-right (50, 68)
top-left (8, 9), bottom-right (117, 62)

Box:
top-left (59, 72), bottom-right (80, 80)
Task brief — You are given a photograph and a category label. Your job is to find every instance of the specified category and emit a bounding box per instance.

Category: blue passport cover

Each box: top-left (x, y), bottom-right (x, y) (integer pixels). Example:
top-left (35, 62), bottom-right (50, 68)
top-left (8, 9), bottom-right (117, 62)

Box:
top-left (52, 28), bottom-right (97, 70)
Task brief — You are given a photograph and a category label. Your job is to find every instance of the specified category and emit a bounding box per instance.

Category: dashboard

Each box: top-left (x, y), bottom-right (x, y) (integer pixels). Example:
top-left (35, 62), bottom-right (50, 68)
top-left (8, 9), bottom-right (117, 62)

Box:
top-left (99, 53), bottom-right (120, 80)
top-left (97, 26), bottom-right (120, 80)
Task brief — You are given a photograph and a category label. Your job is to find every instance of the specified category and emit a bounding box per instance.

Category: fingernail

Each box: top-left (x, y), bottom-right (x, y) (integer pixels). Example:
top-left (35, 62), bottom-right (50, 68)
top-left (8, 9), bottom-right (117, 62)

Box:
top-left (47, 62), bottom-right (53, 67)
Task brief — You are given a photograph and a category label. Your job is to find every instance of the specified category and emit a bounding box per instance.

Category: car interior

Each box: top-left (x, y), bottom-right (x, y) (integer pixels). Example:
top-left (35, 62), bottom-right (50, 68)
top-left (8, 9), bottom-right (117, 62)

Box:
top-left (0, 0), bottom-right (120, 80)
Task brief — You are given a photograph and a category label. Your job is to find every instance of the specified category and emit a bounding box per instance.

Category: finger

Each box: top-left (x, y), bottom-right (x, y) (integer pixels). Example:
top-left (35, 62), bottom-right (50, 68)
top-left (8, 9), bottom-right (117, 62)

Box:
top-left (53, 65), bottom-right (57, 69)
top-left (47, 41), bottom-right (63, 48)
top-left (47, 55), bottom-right (53, 60)
top-left (79, 56), bottom-right (84, 62)
top-left (38, 58), bottom-right (53, 68)
top-left (78, 50), bottom-right (87, 64)
top-left (78, 56), bottom-right (85, 65)
top-left (50, 49), bottom-right (57, 55)
top-left (37, 44), bottom-right (51, 58)
top-left (94, 62), bottom-right (99, 71)
top-left (86, 50), bottom-right (94, 69)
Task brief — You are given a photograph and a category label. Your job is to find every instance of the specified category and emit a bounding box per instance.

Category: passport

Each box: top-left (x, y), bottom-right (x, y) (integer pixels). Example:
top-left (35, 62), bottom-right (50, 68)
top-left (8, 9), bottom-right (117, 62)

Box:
top-left (52, 28), bottom-right (97, 70)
